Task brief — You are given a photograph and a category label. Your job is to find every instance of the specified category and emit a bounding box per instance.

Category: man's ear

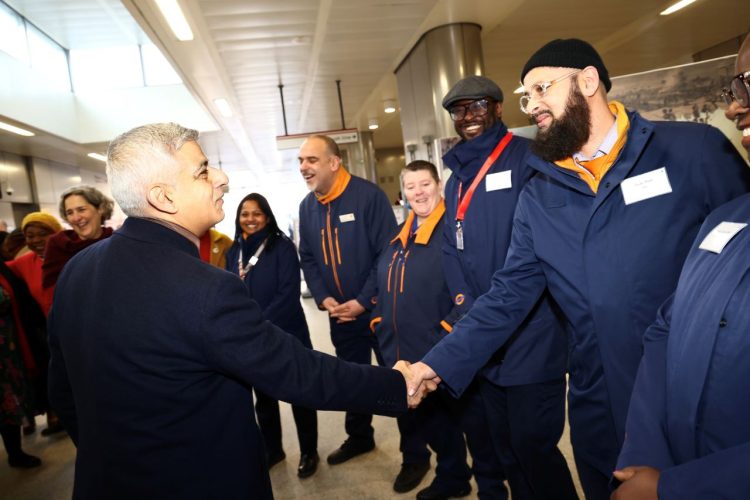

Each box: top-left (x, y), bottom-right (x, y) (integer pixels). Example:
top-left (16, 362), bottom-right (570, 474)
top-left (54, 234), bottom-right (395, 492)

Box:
top-left (147, 184), bottom-right (178, 214)
top-left (494, 101), bottom-right (504, 120)
top-left (330, 155), bottom-right (342, 172)
top-left (579, 66), bottom-right (601, 98)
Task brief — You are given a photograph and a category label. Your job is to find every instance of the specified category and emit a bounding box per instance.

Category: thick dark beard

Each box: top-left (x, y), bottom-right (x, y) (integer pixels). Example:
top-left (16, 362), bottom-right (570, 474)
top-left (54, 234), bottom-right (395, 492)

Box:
top-left (530, 84), bottom-right (592, 162)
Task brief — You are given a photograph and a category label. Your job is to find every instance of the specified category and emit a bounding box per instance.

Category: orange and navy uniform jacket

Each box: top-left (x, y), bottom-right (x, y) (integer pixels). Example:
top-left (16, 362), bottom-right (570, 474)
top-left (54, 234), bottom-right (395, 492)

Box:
top-left (299, 170), bottom-right (396, 336)
top-left (442, 121), bottom-right (567, 386)
top-left (369, 201), bottom-right (459, 367)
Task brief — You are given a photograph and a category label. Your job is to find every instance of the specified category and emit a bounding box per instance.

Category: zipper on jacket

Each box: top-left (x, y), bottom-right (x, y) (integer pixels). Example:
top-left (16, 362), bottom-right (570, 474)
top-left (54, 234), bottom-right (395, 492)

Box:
top-left (320, 229), bottom-right (328, 266)
top-left (386, 250), bottom-right (398, 293)
top-left (326, 205), bottom-right (344, 297)
top-left (335, 227), bottom-right (342, 265)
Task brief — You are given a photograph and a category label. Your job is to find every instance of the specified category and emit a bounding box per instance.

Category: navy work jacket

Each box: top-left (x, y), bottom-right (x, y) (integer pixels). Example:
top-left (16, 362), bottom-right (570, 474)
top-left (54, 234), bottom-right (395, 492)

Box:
top-left (226, 231), bottom-right (311, 346)
top-left (299, 174), bottom-right (396, 336)
top-left (424, 112), bottom-right (750, 473)
top-left (442, 122), bottom-right (566, 386)
top-left (618, 193), bottom-right (750, 499)
top-left (371, 202), bottom-right (452, 367)
top-left (48, 217), bottom-right (407, 500)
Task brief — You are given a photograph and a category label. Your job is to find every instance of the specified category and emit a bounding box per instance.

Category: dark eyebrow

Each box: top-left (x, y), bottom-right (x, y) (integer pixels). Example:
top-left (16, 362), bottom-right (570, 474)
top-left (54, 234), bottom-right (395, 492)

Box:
top-left (193, 159), bottom-right (209, 176)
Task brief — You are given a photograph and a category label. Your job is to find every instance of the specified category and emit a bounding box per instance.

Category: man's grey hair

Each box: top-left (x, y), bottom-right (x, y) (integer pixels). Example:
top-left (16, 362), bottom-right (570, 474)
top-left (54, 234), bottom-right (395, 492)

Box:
top-left (106, 123), bottom-right (199, 216)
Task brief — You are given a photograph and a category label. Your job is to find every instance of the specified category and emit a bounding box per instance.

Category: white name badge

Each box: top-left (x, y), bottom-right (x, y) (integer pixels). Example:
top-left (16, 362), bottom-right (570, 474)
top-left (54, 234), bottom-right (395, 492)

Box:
top-left (339, 213), bottom-right (355, 223)
top-left (620, 167), bottom-right (672, 205)
top-left (485, 170), bottom-right (512, 192)
top-left (698, 222), bottom-right (747, 254)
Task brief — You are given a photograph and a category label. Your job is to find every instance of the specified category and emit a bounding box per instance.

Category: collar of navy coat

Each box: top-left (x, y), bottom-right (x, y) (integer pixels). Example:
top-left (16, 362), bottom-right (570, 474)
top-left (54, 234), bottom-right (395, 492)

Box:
top-left (442, 121), bottom-right (509, 182)
top-left (117, 217), bottom-right (201, 258)
top-left (526, 110), bottom-right (655, 198)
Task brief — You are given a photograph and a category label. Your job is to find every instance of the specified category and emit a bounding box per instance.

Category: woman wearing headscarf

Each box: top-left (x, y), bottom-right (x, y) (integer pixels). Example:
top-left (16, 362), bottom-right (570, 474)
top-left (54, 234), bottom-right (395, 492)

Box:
top-left (7, 212), bottom-right (64, 435)
top-left (42, 185), bottom-right (115, 288)
top-left (225, 193), bottom-right (319, 478)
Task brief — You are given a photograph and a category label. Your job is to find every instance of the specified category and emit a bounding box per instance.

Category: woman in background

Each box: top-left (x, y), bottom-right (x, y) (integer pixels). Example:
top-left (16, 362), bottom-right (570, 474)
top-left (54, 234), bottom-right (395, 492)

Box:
top-left (7, 212), bottom-right (64, 435)
top-left (226, 193), bottom-right (319, 479)
top-left (42, 186), bottom-right (114, 288)
top-left (0, 260), bottom-right (46, 468)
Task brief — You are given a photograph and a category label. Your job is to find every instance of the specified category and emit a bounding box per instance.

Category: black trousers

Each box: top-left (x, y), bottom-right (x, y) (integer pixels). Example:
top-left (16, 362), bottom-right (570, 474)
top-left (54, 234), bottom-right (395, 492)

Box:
top-left (459, 382), bottom-right (509, 500)
top-left (330, 325), bottom-right (379, 444)
top-left (254, 389), bottom-right (318, 456)
top-left (397, 390), bottom-right (471, 491)
top-left (479, 377), bottom-right (578, 500)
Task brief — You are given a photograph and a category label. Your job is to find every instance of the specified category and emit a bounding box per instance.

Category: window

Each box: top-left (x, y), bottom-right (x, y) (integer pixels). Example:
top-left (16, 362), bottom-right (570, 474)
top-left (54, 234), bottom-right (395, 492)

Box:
top-left (141, 44), bottom-right (181, 86)
top-left (27, 24), bottom-right (69, 89)
top-left (0, 2), bottom-right (28, 63)
top-left (70, 46), bottom-right (143, 92)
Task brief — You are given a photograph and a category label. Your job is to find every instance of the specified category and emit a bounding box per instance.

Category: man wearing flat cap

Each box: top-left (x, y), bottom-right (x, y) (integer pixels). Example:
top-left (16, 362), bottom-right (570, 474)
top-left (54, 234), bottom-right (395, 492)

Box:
top-left (409, 38), bottom-right (750, 499)
top-left (430, 75), bottom-right (576, 500)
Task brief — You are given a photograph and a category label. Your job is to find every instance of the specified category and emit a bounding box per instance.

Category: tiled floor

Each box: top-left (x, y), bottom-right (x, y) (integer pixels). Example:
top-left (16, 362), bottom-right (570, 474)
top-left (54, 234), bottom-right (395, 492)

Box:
top-left (1, 298), bottom-right (583, 499)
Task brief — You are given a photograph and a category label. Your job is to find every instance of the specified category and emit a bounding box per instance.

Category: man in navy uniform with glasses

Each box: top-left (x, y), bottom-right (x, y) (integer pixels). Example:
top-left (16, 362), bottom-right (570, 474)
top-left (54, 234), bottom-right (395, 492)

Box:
top-left (433, 75), bottom-right (576, 500)
top-left (409, 38), bottom-right (750, 499)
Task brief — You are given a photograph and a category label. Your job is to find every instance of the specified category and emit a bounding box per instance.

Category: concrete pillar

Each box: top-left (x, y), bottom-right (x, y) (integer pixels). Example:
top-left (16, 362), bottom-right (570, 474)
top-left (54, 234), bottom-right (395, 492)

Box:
top-left (395, 23), bottom-right (484, 169)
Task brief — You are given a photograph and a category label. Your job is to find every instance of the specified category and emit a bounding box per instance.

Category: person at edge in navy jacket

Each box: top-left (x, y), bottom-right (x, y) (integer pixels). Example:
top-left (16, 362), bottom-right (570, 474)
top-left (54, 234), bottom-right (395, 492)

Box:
top-left (297, 134), bottom-right (397, 466)
top-left (405, 38), bottom-right (750, 500)
top-left (370, 160), bottom-right (472, 498)
top-left (440, 75), bottom-right (576, 500)
top-left (226, 192), bottom-right (319, 479)
top-left (47, 122), bottom-right (433, 500)
top-left (612, 33), bottom-right (750, 500)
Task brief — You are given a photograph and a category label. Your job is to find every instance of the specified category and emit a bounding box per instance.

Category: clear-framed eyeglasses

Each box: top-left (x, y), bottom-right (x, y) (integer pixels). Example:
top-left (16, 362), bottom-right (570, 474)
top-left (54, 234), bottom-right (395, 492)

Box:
top-left (448, 98), bottom-right (492, 121)
top-left (519, 69), bottom-right (582, 115)
top-left (721, 71), bottom-right (750, 108)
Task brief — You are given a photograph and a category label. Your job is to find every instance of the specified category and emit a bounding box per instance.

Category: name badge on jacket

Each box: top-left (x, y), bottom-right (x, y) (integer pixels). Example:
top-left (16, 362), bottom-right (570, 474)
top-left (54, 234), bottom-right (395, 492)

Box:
top-left (620, 167), bottom-right (672, 205)
top-left (699, 221), bottom-right (747, 254)
top-left (485, 170), bottom-right (512, 192)
top-left (339, 213), bottom-right (355, 223)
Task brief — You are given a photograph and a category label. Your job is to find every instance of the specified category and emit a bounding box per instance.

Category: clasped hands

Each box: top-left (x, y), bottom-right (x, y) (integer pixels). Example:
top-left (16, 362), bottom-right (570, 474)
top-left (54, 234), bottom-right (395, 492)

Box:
top-left (321, 297), bottom-right (364, 323)
top-left (393, 360), bottom-right (441, 409)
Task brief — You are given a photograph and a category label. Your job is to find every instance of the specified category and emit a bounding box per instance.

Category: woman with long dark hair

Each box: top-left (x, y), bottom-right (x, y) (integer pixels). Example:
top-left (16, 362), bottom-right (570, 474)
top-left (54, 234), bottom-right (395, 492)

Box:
top-left (225, 193), bottom-right (319, 478)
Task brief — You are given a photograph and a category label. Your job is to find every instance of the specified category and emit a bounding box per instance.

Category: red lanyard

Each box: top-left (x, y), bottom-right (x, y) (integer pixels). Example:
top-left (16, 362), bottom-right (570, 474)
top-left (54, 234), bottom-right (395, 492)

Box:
top-left (456, 132), bottom-right (513, 222)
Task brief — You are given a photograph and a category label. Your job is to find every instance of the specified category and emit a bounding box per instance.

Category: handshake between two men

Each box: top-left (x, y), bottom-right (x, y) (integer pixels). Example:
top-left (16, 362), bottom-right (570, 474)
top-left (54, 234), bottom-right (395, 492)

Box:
top-left (392, 361), bottom-right (440, 409)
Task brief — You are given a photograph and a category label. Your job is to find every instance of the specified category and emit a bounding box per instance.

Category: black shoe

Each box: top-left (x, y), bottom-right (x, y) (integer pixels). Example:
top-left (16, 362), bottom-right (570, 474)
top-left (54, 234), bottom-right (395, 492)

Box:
top-left (266, 450), bottom-right (286, 468)
top-left (297, 452), bottom-right (319, 478)
top-left (326, 439), bottom-right (375, 465)
top-left (416, 483), bottom-right (472, 500)
top-left (393, 462), bottom-right (430, 493)
top-left (8, 452), bottom-right (42, 468)
top-left (41, 423), bottom-right (65, 436)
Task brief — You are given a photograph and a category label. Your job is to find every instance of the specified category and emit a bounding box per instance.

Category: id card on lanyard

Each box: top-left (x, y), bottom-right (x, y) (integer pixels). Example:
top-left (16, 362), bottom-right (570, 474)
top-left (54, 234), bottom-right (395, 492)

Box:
top-left (455, 132), bottom-right (513, 250)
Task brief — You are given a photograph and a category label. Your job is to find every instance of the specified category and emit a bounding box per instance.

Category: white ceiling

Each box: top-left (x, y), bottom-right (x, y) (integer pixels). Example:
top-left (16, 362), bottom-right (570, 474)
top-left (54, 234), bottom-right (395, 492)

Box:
top-left (2, 0), bottom-right (750, 176)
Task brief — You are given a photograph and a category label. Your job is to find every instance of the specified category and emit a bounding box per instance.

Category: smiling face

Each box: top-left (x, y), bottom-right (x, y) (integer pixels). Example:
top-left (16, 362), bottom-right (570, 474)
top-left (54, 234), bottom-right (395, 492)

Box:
top-left (24, 222), bottom-right (55, 257)
top-left (298, 137), bottom-right (340, 196)
top-left (402, 169), bottom-right (441, 221)
top-left (725, 35), bottom-right (750, 158)
top-left (452, 98), bottom-right (502, 141)
top-left (64, 194), bottom-right (104, 241)
top-left (238, 199), bottom-right (268, 238)
top-left (170, 140), bottom-right (229, 237)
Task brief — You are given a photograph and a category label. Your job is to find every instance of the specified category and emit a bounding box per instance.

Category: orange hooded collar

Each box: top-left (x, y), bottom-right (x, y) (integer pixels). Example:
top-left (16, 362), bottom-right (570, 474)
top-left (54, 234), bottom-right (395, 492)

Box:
top-left (315, 167), bottom-right (352, 205)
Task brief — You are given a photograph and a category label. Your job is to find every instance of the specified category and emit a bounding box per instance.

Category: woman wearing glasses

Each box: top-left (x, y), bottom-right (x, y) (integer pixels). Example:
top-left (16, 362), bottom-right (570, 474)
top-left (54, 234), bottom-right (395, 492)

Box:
top-left (225, 193), bottom-right (319, 479)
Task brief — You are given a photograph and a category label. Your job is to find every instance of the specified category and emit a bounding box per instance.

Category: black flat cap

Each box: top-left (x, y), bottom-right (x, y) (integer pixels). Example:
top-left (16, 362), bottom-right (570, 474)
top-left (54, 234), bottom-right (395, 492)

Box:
top-left (520, 38), bottom-right (611, 92)
top-left (442, 75), bottom-right (504, 110)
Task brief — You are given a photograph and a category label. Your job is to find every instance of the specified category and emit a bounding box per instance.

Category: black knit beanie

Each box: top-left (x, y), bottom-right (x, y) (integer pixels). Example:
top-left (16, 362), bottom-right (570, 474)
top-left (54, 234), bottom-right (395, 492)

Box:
top-left (520, 38), bottom-right (611, 92)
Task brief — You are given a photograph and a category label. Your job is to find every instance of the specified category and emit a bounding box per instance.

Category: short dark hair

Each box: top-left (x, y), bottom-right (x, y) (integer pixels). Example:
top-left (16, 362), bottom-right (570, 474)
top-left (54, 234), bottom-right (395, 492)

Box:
top-left (307, 134), bottom-right (341, 157)
top-left (233, 193), bottom-right (285, 251)
top-left (401, 160), bottom-right (440, 183)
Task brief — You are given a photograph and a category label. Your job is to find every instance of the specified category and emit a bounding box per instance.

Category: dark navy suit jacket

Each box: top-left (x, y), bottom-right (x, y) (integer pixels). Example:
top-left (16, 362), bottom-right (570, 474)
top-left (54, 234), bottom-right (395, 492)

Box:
top-left (48, 217), bottom-right (406, 500)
